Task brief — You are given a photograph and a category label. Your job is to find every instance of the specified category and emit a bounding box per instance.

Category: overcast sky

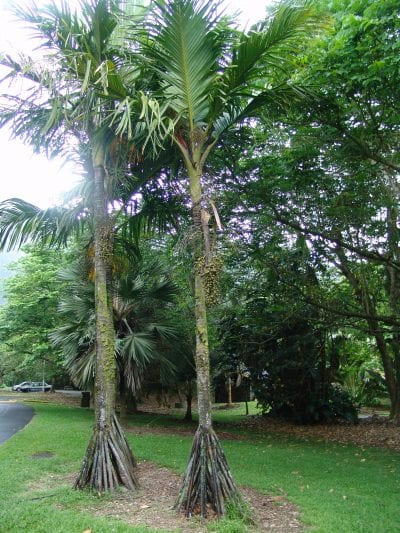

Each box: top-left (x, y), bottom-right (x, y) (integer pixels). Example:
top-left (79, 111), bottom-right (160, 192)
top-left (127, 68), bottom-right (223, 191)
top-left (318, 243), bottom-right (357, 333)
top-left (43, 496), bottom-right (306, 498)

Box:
top-left (0, 0), bottom-right (271, 209)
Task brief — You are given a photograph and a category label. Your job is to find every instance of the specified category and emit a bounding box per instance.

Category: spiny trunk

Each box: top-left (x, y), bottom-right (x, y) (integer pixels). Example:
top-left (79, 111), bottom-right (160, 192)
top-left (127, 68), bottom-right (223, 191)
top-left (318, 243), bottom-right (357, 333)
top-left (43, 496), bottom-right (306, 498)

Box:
top-left (75, 147), bottom-right (137, 491)
top-left (175, 161), bottom-right (240, 517)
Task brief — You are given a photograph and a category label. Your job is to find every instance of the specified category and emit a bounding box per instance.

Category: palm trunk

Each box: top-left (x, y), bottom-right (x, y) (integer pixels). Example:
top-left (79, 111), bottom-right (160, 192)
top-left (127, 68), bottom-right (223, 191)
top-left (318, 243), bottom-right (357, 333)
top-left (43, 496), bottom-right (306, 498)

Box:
top-left (175, 160), bottom-right (241, 517)
top-left (75, 143), bottom-right (137, 491)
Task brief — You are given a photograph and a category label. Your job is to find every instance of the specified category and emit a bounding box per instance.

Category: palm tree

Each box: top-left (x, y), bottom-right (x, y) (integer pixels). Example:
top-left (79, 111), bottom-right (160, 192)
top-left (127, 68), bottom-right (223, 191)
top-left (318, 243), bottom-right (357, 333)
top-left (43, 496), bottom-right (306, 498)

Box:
top-left (0, 0), bottom-right (149, 491)
top-left (133, 0), bottom-right (319, 517)
top-left (50, 255), bottom-right (178, 416)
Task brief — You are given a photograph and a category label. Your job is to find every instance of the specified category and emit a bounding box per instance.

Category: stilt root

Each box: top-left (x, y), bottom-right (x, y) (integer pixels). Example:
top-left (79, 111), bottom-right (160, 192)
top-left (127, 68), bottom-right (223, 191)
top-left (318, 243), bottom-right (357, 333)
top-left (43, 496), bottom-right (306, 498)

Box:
top-left (75, 414), bottom-right (138, 492)
top-left (175, 425), bottom-right (242, 518)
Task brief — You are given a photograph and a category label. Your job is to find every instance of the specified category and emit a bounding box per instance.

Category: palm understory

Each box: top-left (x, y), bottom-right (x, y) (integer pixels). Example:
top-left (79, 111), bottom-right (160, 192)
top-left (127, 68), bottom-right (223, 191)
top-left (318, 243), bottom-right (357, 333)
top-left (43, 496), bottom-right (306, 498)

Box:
top-left (133, 0), bottom-right (319, 517)
top-left (51, 256), bottom-right (178, 412)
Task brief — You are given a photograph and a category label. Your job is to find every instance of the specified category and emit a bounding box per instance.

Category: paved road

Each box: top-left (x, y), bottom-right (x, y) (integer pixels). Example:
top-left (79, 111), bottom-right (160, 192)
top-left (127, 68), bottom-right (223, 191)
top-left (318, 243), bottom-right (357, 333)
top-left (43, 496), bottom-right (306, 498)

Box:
top-left (0, 401), bottom-right (34, 445)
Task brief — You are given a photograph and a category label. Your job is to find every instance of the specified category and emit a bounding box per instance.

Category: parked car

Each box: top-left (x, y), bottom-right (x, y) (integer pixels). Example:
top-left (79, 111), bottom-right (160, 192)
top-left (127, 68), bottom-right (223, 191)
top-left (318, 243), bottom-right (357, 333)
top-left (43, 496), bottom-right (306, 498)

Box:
top-left (12, 381), bottom-right (52, 392)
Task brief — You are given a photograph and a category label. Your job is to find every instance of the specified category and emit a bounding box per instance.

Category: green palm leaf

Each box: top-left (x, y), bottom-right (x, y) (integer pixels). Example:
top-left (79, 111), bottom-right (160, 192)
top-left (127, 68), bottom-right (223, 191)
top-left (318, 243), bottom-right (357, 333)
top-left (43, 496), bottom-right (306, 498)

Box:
top-left (0, 199), bottom-right (85, 251)
top-left (145, 0), bottom-right (222, 127)
top-left (222, 2), bottom-right (318, 95)
top-left (121, 332), bottom-right (155, 364)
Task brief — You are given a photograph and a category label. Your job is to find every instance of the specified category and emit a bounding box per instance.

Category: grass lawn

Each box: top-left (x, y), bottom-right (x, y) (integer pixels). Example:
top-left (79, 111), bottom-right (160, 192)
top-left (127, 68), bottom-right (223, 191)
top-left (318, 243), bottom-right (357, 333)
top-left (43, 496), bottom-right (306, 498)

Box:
top-left (0, 401), bottom-right (399, 532)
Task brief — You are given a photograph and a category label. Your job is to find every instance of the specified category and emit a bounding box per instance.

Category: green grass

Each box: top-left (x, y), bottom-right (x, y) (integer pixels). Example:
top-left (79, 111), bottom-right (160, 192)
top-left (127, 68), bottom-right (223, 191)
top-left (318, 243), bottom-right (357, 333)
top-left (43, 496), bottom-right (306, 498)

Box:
top-left (1, 402), bottom-right (399, 532)
top-left (0, 405), bottom-right (158, 533)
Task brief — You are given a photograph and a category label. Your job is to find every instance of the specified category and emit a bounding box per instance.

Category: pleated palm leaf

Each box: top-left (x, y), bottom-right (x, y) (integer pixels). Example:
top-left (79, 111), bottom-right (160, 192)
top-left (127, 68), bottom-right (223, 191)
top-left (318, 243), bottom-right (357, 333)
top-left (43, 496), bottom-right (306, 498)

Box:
top-left (0, 0), bottom-right (150, 491)
top-left (132, 0), bottom-right (321, 517)
top-left (51, 259), bottom-right (178, 402)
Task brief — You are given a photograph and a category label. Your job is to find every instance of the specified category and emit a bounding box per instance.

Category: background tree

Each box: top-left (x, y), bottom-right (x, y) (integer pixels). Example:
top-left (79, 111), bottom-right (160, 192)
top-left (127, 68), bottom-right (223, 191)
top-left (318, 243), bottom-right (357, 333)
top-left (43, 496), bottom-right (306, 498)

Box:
top-left (0, 246), bottom-right (69, 387)
top-left (259, 0), bottom-right (400, 420)
top-left (51, 249), bottom-right (179, 420)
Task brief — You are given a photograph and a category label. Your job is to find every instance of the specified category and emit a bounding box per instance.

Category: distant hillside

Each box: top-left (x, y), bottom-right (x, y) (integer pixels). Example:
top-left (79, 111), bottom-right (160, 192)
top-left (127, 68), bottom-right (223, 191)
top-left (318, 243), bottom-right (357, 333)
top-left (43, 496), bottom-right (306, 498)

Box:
top-left (0, 251), bottom-right (22, 305)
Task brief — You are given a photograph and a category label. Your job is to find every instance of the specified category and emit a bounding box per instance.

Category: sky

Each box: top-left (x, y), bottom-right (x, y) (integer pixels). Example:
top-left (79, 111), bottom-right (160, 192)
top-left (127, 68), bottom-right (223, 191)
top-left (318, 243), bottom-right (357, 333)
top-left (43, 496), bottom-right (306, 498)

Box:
top-left (0, 0), bottom-right (270, 209)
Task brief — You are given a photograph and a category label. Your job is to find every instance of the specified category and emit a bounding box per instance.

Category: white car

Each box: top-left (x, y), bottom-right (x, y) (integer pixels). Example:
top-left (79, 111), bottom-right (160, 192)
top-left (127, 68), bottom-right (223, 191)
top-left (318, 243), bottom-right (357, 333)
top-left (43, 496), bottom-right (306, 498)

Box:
top-left (12, 381), bottom-right (52, 392)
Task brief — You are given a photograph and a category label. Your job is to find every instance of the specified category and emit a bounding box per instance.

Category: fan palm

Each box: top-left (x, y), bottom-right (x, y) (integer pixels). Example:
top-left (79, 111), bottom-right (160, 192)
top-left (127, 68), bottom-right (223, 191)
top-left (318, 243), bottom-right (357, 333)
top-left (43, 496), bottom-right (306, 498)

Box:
top-left (131, 0), bottom-right (320, 517)
top-left (51, 256), bottom-right (178, 410)
top-left (0, 0), bottom-right (151, 491)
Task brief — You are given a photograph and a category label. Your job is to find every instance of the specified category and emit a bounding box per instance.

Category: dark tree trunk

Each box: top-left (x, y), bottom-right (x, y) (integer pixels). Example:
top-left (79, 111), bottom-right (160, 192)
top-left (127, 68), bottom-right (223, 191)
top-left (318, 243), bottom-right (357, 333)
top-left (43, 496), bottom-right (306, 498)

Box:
top-left (127, 390), bottom-right (139, 414)
top-left (183, 379), bottom-right (193, 422)
top-left (226, 375), bottom-right (233, 405)
top-left (118, 384), bottom-right (128, 426)
top-left (75, 145), bottom-right (138, 491)
top-left (385, 198), bottom-right (400, 422)
top-left (175, 158), bottom-right (241, 517)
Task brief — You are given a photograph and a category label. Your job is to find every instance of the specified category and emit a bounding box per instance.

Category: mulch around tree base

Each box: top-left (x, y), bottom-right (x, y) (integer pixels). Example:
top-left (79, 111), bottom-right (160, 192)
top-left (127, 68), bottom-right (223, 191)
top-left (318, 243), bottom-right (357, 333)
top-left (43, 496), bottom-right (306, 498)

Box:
top-left (40, 462), bottom-right (302, 532)
top-left (93, 461), bottom-right (303, 531)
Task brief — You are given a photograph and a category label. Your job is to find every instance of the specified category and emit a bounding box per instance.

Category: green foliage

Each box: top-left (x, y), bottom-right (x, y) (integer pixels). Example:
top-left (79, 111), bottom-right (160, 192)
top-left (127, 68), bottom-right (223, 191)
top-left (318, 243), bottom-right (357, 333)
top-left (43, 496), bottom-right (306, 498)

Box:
top-left (51, 247), bottom-right (179, 393)
top-left (247, 313), bottom-right (358, 424)
top-left (342, 355), bottom-right (387, 406)
top-left (137, 0), bottom-right (321, 155)
top-left (0, 246), bottom-right (69, 384)
top-left (215, 0), bottom-right (400, 420)
top-left (215, 237), bottom-right (358, 423)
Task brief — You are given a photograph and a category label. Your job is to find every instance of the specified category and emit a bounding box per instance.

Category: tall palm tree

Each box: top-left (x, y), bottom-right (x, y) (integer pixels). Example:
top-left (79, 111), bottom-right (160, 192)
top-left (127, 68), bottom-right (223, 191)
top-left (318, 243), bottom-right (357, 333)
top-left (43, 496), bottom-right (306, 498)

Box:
top-left (0, 0), bottom-right (148, 491)
top-left (133, 0), bottom-right (320, 517)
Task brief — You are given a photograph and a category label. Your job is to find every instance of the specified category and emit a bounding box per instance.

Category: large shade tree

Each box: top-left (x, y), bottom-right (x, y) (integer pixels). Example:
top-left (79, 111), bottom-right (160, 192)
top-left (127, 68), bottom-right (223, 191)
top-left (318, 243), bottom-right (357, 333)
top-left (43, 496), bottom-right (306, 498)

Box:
top-left (0, 245), bottom-right (68, 386)
top-left (236, 0), bottom-right (400, 421)
top-left (133, 0), bottom-right (320, 517)
top-left (0, 0), bottom-right (148, 491)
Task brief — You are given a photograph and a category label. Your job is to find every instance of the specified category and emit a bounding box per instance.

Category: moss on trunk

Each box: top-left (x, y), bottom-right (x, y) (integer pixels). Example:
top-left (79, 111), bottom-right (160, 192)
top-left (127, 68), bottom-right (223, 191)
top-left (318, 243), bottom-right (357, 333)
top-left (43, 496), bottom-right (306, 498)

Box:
top-left (75, 143), bottom-right (137, 491)
top-left (176, 159), bottom-right (240, 517)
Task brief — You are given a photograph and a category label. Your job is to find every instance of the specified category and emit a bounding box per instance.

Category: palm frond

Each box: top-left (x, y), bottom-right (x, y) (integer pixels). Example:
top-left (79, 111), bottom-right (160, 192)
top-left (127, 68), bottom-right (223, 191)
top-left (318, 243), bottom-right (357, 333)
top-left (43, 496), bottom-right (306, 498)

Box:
top-left (146, 322), bottom-right (178, 339)
top-left (144, 0), bottom-right (222, 127)
top-left (222, 1), bottom-right (318, 96)
top-left (213, 81), bottom-right (314, 137)
top-left (0, 198), bottom-right (85, 251)
top-left (64, 347), bottom-right (96, 389)
top-left (122, 332), bottom-right (156, 365)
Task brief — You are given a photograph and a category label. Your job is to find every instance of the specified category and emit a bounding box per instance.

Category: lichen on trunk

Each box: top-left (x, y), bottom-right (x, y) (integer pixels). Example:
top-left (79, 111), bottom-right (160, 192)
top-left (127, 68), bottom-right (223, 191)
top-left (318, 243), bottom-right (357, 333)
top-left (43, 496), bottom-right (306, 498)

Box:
top-left (75, 144), bottom-right (137, 491)
top-left (175, 159), bottom-right (241, 517)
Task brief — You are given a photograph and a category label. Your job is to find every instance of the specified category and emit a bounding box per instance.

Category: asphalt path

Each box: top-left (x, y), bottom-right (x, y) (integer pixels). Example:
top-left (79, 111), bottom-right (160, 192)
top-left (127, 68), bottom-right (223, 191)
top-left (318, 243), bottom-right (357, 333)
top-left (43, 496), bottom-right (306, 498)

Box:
top-left (0, 400), bottom-right (34, 445)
